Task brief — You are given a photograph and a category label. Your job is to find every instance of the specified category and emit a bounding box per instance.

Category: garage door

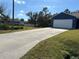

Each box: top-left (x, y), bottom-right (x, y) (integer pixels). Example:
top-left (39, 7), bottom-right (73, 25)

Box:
top-left (53, 19), bottom-right (73, 29)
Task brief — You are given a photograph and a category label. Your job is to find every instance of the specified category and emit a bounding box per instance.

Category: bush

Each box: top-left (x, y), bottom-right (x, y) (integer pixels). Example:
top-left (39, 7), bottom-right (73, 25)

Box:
top-left (20, 26), bottom-right (23, 29)
top-left (0, 24), bottom-right (9, 30)
top-left (0, 24), bottom-right (24, 30)
top-left (10, 26), bottom-right (23, 30)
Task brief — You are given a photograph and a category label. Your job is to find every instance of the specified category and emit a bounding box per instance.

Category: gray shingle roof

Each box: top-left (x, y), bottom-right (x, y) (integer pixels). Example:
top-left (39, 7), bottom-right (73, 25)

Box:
top-left (52, 12), bottom-right (77, 19)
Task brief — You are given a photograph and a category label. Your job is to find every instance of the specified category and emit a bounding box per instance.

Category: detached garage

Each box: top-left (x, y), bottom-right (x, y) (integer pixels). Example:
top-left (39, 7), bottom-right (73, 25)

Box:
top-left (53, 19), bottom-right (73, 29)
top-left (52, 12), bottom-right (79, 29)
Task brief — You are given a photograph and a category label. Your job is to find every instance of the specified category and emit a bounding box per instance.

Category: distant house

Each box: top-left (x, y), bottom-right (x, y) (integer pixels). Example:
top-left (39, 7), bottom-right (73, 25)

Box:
top-left (0, 20), bottom-right (25, 25)
top-left (52, 12), bottom-right (79, 29)
top-left (10, 20), bottom-right (25, 25)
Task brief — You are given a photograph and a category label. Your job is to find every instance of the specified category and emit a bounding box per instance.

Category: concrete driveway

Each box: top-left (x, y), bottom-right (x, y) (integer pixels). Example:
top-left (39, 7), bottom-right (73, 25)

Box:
top-left (0, 28), bottom-right (67, 59)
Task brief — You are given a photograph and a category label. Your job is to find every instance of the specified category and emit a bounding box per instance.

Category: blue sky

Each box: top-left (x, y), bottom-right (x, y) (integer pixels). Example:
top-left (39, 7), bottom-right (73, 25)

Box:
top-left (0, 0), bottom-right (79, 20)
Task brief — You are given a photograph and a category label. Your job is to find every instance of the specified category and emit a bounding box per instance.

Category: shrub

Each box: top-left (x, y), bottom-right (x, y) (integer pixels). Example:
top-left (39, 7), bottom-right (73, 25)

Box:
top-left (0, 24), bottom-right (9, 30)
top-left (0, 24), bottom-right (24, 30)
top-left (20, 26), bottom-right (23, 29)
top-left (10, 26), bottom-right (23, 30)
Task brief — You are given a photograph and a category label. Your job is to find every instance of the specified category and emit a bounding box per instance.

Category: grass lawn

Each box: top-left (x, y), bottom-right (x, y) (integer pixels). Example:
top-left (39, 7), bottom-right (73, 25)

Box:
top-left (21, 30), bottom-right (79, 59)
top-left (0, 26), bottom-right (35, 34)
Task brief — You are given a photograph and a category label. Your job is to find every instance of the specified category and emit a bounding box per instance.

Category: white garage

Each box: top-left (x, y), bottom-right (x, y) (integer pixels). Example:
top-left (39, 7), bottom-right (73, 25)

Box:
top-left (52, 12), bottom-right (77, 29)
top-left (53, 19), bottom-right (73, 29)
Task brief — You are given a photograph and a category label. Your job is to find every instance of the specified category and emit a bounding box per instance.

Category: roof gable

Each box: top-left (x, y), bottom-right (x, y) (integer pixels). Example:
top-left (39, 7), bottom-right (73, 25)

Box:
top-left (53, 12), bottom-right (76, 19)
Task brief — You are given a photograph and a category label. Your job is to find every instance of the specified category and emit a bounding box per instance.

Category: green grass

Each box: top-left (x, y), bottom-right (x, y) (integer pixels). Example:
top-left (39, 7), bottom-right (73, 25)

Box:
top-left (0, 26), bottom-right (35, 34)
top-left (23, 26), bottom-right (35, 30)
top-left (21, 30), bottom-right (79, 59)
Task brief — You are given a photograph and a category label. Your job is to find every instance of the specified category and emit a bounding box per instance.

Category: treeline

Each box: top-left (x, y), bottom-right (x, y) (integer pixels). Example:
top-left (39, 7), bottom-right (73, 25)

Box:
top-left (0, 4), bottom-right (25, 30)
top-left (26, 7), bottom-right (53, 27)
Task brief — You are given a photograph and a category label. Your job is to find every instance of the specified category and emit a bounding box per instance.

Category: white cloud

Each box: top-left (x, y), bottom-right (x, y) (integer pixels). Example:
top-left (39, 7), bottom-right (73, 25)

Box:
top-left (17, 10), bottom-right (25, 17)
top-left (20, 10), bottom-right (24, 13)
top-left (22, 1), bottom-right (26, 4)
top-left (17, 13), bottom-right (24, 17)
top-left (14, 0), bottom-right (26, 4)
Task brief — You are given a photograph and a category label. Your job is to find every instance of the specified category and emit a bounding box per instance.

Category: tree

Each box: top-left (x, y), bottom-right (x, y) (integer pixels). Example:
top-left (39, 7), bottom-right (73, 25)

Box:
top-left (2, 15), bottom-right (10, 21)
top-left (20, 18), bottom-right (24, 22)
top-left (0, 4), bottom-right (10, 21)
top-left (64, 9), bottom-right (70, 14)
top-left (37, 7), bottom-right (52, 27)
top-left (26, 7), bottom-right (52, 27)
top-left (0, 4), bottom-right (6, 17)
top-left (43, 7), bottom-right (48, 15)
top-left (27, 12), bottom-right (38, 26)
top-left (37, 11), bottom-right (44, 27)
top-left (27, 12), bottom-right (33, 23)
